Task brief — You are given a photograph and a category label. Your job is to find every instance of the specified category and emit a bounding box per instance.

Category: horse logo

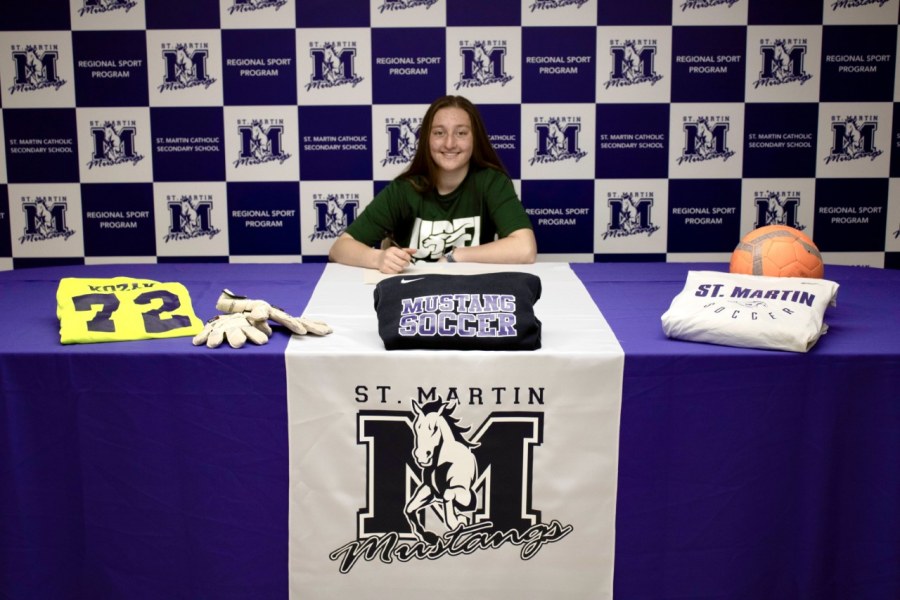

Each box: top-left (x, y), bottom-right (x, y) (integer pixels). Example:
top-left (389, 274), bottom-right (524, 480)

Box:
top-left (754, 192), bottom-right (804, 230)
top-left (20, 197), bottom-right (76, 243)
top-left (678, 116), bottom-right (735, 165)
top-left (754, 40), bottom-right (812, 88)
top-left (330, 404), bottom-right (574, 572)
top-left (826, 116), bottom-right (882, 164)
top-left (173, 45), bottom-right (195, 83)
top-left (604, 193), bottom-right (659, 240)
top-left (617, 193), bottom-right (641, 233)
top-left (838, 117), bottom-right (874, 158)
top-left (393, 119), bottom-right (418, 161)
top-left (406, 396), bottom-right (479, 544)
top-left (103, 123), bottom-right (126, 161)
top-left (411, 217), bottom-right (478, 261)
top-left (618, 41), bottom-right (642, 82)
top-left (690, 117), bottom-right (716, 159)
top-left (605, 41), bottom-right (663, 89)
top-left (9, 45), bottom-right (66, 94)
top-left (19, 46), bottom-right (44, 87)
top-left (159, 44), bottom-right (215, 92)
top-left (179, 196), bottom-right (203, 235)
top-left (530, 117), bottom-right (587, 166)
top-left (322, 195), bottom-right (349, 233)
top-left (469, 42), bottom-right (494, 83)
top-left (234, 120), bottom-right (291, 168)
top-left (544, 119), bottom-right (568, 160)
top-left (166, 195), bottom-right (220, 242)
top-left (320, 43), bottom-right (347, 84)
top-left (32, 197), bottom-right (57, 238)
top-left (456, 41), bottom-right (513, 90)
top-left (307, 42), bottom-right (364, 91)
top-left (248, 121), bottom-right (273, 160)
top-left (382, 118), bottom-right (419, 167)
top-left (769, 41), bottom-right (792, 80)
top-left (87, 121), bottom-right (144, 169)
top-left (309, 195), bottom-right (358, 242)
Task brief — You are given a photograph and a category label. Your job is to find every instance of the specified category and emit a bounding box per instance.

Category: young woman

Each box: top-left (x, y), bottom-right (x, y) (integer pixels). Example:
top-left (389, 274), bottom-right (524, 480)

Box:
top-left (328, 95), bottom-right (537, 274)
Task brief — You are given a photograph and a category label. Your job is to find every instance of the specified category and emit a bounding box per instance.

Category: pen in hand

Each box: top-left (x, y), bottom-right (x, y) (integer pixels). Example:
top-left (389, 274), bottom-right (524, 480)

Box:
top-left (389, 238), bottom-right (418, 264)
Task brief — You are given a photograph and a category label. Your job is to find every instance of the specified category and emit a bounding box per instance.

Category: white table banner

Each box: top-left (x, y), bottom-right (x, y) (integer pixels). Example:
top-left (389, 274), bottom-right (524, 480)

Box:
top-left (286, 263), bottom-right (624, 600)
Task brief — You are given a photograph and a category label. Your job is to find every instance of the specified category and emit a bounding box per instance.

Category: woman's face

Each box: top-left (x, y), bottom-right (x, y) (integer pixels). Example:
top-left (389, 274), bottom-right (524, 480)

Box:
top-left (428, 107), bottom-right (473, 176)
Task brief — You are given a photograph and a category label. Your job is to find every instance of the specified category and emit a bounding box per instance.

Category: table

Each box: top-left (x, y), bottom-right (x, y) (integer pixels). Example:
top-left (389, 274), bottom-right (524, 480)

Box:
top-left (571, 263), bottom-right (900, 600)
top-left (1, 262), bottom-right (898, 599)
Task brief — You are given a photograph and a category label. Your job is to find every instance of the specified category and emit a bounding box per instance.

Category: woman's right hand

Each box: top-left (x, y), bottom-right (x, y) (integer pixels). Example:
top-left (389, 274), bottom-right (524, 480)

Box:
top-left (377, 246), bottom-right (417, 274)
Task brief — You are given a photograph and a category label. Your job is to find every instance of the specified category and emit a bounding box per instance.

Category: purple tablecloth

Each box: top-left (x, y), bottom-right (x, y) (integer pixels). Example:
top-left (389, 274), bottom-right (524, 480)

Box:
top-left (572, 262), bottom-right (900, 600)
top-left (1, 263), bottom-right (323, 599)
top-left (1, 262), bottom-right (898, 599)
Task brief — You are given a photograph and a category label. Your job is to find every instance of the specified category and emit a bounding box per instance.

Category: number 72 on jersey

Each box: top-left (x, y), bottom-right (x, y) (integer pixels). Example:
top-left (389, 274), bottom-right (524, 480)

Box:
top-left (56, 276), bottom-right (203, 344)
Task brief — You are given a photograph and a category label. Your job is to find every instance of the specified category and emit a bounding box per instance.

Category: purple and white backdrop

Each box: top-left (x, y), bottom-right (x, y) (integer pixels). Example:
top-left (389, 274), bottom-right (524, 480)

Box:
top-left (1, 0), bottom-right (899, 271)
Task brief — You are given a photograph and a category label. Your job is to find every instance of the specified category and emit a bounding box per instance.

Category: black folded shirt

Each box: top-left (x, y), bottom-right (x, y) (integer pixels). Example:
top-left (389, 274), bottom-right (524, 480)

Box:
top-left (373, 272), bottom-right (542, 351)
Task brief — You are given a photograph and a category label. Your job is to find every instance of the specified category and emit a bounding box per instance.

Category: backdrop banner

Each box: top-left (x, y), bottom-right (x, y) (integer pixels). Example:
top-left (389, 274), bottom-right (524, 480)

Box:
top-left (4, 3), bottom-right (900, 272)
top-left (285, 263), bottom-right (624, 599)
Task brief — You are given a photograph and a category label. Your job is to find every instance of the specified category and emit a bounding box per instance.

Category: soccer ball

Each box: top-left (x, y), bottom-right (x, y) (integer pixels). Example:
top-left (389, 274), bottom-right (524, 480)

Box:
top-left (729, 225), bottom-right (824, 278)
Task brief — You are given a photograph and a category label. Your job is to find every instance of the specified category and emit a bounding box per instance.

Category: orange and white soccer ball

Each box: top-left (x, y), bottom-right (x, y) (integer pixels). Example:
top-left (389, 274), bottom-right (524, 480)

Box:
top-left (729, 225), bottom-right (824, 278)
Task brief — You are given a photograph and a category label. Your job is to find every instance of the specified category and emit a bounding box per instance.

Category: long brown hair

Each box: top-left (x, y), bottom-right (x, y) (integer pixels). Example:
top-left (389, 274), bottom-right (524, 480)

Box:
top-left (400, 95), bottom-right (508, 194)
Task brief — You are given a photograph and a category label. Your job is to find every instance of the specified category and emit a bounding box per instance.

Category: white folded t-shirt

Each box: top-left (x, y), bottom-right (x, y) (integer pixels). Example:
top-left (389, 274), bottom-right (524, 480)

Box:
top-left (661, 270), bottom-right (839, 352)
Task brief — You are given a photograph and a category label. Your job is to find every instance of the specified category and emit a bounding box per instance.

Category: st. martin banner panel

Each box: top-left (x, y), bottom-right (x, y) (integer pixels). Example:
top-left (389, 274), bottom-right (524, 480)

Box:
top-left (285, 263), bottom-right (624, 599)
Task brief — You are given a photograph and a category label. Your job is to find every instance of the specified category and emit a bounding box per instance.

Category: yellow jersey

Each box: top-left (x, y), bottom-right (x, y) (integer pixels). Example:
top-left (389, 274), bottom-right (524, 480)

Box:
top-left (57, 276), bottom-right (203, 344)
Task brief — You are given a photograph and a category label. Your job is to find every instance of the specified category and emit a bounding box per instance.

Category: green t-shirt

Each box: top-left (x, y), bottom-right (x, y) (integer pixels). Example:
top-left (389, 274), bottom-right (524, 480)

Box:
top-left (344, 166), bottom-right (532, 262)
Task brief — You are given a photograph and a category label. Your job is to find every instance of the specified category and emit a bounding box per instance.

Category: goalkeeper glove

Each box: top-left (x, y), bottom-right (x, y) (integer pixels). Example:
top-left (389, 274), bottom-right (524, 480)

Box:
top-left (192, 313), bottom-right (272, 349)
top-left (215, 289), bottom-right (332, 336)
